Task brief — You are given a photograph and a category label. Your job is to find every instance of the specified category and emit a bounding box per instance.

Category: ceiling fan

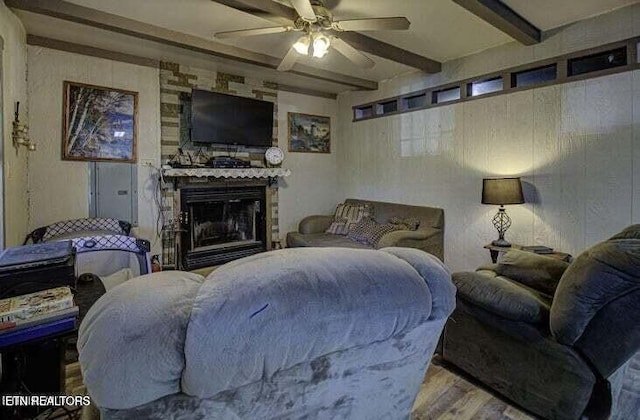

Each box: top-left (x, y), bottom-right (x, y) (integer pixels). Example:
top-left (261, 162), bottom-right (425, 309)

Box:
top-left (214, 0), bottom-right (411, 71)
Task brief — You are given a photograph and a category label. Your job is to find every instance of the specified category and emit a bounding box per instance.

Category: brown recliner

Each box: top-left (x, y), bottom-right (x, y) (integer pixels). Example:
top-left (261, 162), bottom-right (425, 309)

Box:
top-left (440, 225), bottom-right (640, 420)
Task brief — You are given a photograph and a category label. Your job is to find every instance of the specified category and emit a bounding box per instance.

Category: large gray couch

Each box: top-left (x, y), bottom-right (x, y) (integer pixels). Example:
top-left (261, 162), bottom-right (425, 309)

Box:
top-left (78, 247), bottom-right (455, 419)
top-left (286, 198), bottom-right (445, 261)
top-left (441, 225), bottom-right (640, 419)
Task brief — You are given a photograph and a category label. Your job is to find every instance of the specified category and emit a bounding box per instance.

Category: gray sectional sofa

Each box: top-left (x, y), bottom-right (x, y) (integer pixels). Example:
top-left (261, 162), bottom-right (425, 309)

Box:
top-left (286, 198), bottom-right (445, 261)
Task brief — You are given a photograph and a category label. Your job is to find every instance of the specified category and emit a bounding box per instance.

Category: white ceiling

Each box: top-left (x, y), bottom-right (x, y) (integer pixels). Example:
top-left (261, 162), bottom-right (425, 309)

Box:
top-left (14, 0), bottom-right (640, 94)
top-left (502, 0), bottom-right (639, 31)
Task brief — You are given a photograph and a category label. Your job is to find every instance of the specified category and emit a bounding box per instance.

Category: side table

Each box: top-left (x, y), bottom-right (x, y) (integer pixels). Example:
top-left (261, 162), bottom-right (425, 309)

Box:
top-left (484, 243), bottom-right (572, 263)
top-left (0, 328), bottom-right (77, 419)
top-left (0, 277), bottom-right (105, 419)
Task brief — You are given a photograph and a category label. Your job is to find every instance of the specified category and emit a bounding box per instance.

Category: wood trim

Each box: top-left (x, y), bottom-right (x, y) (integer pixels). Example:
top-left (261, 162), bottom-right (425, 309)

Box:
top-left (27, 36), bottom-right (338, 100)
top-left (27, 35), bottom-right (160, 68)
top-left (353, 35), bottom-right (640, 122)
top-left (556, 59), bottom-right (569, 84)
top-left (213, 0), bottom-right (297, 22)
top-left (7, 0), bottom-right (377, 91)
top-left (628, 39), bottom-right (639, 65)
top-left (287, 65), bottom-right (376, 90)
top-left (562, 39), bottom-right (629, 60)
top-left (451, 0), bottom-right (540, 45)
top-left (277, 84), bottom-right (337, 100)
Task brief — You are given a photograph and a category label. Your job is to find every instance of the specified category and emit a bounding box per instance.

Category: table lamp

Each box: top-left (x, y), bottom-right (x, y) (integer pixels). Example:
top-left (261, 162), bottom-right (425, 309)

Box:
top-left (482, 177), bottom-right (524, 247)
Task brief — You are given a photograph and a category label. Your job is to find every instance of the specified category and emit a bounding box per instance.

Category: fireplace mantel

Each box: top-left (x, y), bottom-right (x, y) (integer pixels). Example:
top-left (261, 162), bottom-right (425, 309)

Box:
top-left (162, 167), bottom-right (291, 179)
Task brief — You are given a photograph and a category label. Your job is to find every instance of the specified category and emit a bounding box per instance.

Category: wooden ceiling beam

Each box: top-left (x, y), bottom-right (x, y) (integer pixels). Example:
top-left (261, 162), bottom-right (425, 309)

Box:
top-left (213, 0), bottom-right (297, 23)
top-left (212, 0), bottom-right (442, 73)
top-left (6, 0), bottom-right (378, 90)
top-left (331, 31), bottom-right (441, 73)
top-left (451, 0), bottom-right (541, 45)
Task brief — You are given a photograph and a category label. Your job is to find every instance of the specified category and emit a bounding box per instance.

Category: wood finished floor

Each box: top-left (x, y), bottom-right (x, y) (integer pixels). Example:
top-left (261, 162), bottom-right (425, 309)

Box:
top-left (65, 362), bottom-right (86, 396)
top-left (411, 364), bottom-right (533, 420)
top-left (64, 362), bottom-right (533, 419)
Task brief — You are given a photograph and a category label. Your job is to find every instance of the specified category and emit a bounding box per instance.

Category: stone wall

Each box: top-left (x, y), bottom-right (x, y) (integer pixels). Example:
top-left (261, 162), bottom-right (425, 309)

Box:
top-left (159, 61), bottom-right (280, 267)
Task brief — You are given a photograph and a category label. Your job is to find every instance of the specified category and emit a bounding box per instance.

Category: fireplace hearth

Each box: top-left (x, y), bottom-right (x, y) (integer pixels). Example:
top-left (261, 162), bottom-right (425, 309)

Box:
top-left (179, 186), bottom-right (266, 270)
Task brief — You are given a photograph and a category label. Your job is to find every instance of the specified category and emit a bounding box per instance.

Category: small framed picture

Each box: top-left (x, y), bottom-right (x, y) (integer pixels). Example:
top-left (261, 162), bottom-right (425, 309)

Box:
top-left (62, 81), bottom-right (138, 163)
top-left (287, 112), bottom-right (330, 153)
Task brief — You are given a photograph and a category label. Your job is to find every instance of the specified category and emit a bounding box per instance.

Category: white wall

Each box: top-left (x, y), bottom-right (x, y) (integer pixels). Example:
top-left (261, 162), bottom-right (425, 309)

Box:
top-left (277, 91), bottom-right (340, 236)
top-left (0, 0), bottom-right (28, 247)
top-left (337, 4), bottom-right (640, 272)
top-left (26, 47), bottom-right (162, 254)
top-left (25, 47), bottom-right (338, 254)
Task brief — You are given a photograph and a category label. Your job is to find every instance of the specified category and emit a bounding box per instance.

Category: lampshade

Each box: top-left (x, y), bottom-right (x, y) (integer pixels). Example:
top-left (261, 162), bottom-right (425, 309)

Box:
top-left (482, 178), bottom-right (524, 205)
top-left (312, 33), bottom-right (330, 58)
top-left (293, 35), bottom-right (310, 55)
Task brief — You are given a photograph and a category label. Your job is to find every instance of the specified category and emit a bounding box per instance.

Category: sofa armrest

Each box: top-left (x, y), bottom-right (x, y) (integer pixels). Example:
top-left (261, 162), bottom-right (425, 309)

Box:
top-left (298, 215), bottom-right (334, 234)
top-left (452, 271), bottom-right (551, 323)
top-left (376, 227), bottom-right (440, 248)
top-left (376, 227), bottom-right (444, 261)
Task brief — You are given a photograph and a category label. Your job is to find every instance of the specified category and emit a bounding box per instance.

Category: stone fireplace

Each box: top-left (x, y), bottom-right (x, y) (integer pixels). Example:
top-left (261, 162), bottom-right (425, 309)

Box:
top-left (161, 167), bottom-right (290, 269)
top-left (179, 185), bottom-right (266, 270)
top-left (159, 61), bottom-right (283, 268)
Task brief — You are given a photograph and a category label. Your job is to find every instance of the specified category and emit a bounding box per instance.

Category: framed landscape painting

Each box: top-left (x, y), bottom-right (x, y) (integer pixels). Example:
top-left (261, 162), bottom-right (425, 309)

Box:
top-left (62, 81), bottom-right (138, 162)
top-left (288, 112), bottom-right (330, 153)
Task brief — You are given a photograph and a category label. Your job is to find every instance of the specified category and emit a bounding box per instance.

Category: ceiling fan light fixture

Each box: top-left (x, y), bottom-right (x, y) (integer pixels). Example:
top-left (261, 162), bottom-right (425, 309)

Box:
top-left (293, 35), bottom-right (311, 55)
top-left (311, 33), bottom-right (330, 58)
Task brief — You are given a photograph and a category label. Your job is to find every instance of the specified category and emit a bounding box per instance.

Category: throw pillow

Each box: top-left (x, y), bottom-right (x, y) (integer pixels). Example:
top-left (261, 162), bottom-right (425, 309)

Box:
top-left (389, 216), bottom-right (420, 231)
top-left (325, 203), bottom-right (373, 235)
top-left (348, 218), bottom-right (403, 246)
top-left (346, 218), bottom-right (377, 244)
top-left (325, 217), bottom-right (348, 235)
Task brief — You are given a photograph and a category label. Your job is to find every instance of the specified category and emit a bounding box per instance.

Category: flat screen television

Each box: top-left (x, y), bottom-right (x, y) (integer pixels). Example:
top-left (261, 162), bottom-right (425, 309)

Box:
top-left (190, 89), bottom-right (274, 147)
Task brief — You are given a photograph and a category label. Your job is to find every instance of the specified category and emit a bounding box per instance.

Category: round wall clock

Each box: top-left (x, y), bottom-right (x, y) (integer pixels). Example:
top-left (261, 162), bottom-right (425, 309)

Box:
top-left (265, 146), bottom-right (284, 167)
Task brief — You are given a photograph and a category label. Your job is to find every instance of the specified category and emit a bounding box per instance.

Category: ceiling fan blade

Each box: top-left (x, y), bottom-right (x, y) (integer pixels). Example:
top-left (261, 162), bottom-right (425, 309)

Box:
top-left (215, 26), bottom-right (292, 39)
top-left (277, 46), bottom-right (299, 71)
top-left (331, 37), bottom-right (375, 69)
top-left (290, 0), bottom-right (317, 22)
top-left (334, 17), bottom-right (410, 31)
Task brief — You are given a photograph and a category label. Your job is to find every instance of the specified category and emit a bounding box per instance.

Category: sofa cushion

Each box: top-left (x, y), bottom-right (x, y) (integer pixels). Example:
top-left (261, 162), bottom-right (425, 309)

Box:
top-left (325, 203), bottom-right (373, 235)
top-left (493, 249), bottom-right (570, 296)
top-left (287, 232), bottom-right (371, 249)
top-left (453, 270), bottom-right (552, 323)
top-left (347, 218), bottom-right (403, 246)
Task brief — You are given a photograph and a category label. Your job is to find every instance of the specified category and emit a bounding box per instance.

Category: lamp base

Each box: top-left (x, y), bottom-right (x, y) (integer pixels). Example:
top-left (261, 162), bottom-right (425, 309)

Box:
top-left (491, 238), bottom-right (512, 247)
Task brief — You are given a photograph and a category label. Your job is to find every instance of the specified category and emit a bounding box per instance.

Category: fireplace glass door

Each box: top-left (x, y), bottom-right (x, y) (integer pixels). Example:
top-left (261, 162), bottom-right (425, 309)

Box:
top-left (191, 199), bottom-right (260, 251)
top-left (180, 186), bottom-right (266, 269)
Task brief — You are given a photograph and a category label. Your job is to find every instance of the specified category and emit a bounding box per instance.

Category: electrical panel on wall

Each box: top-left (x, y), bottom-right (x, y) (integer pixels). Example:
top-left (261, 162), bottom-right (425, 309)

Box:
top-left (89, 162), bottom-right (138, 225)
